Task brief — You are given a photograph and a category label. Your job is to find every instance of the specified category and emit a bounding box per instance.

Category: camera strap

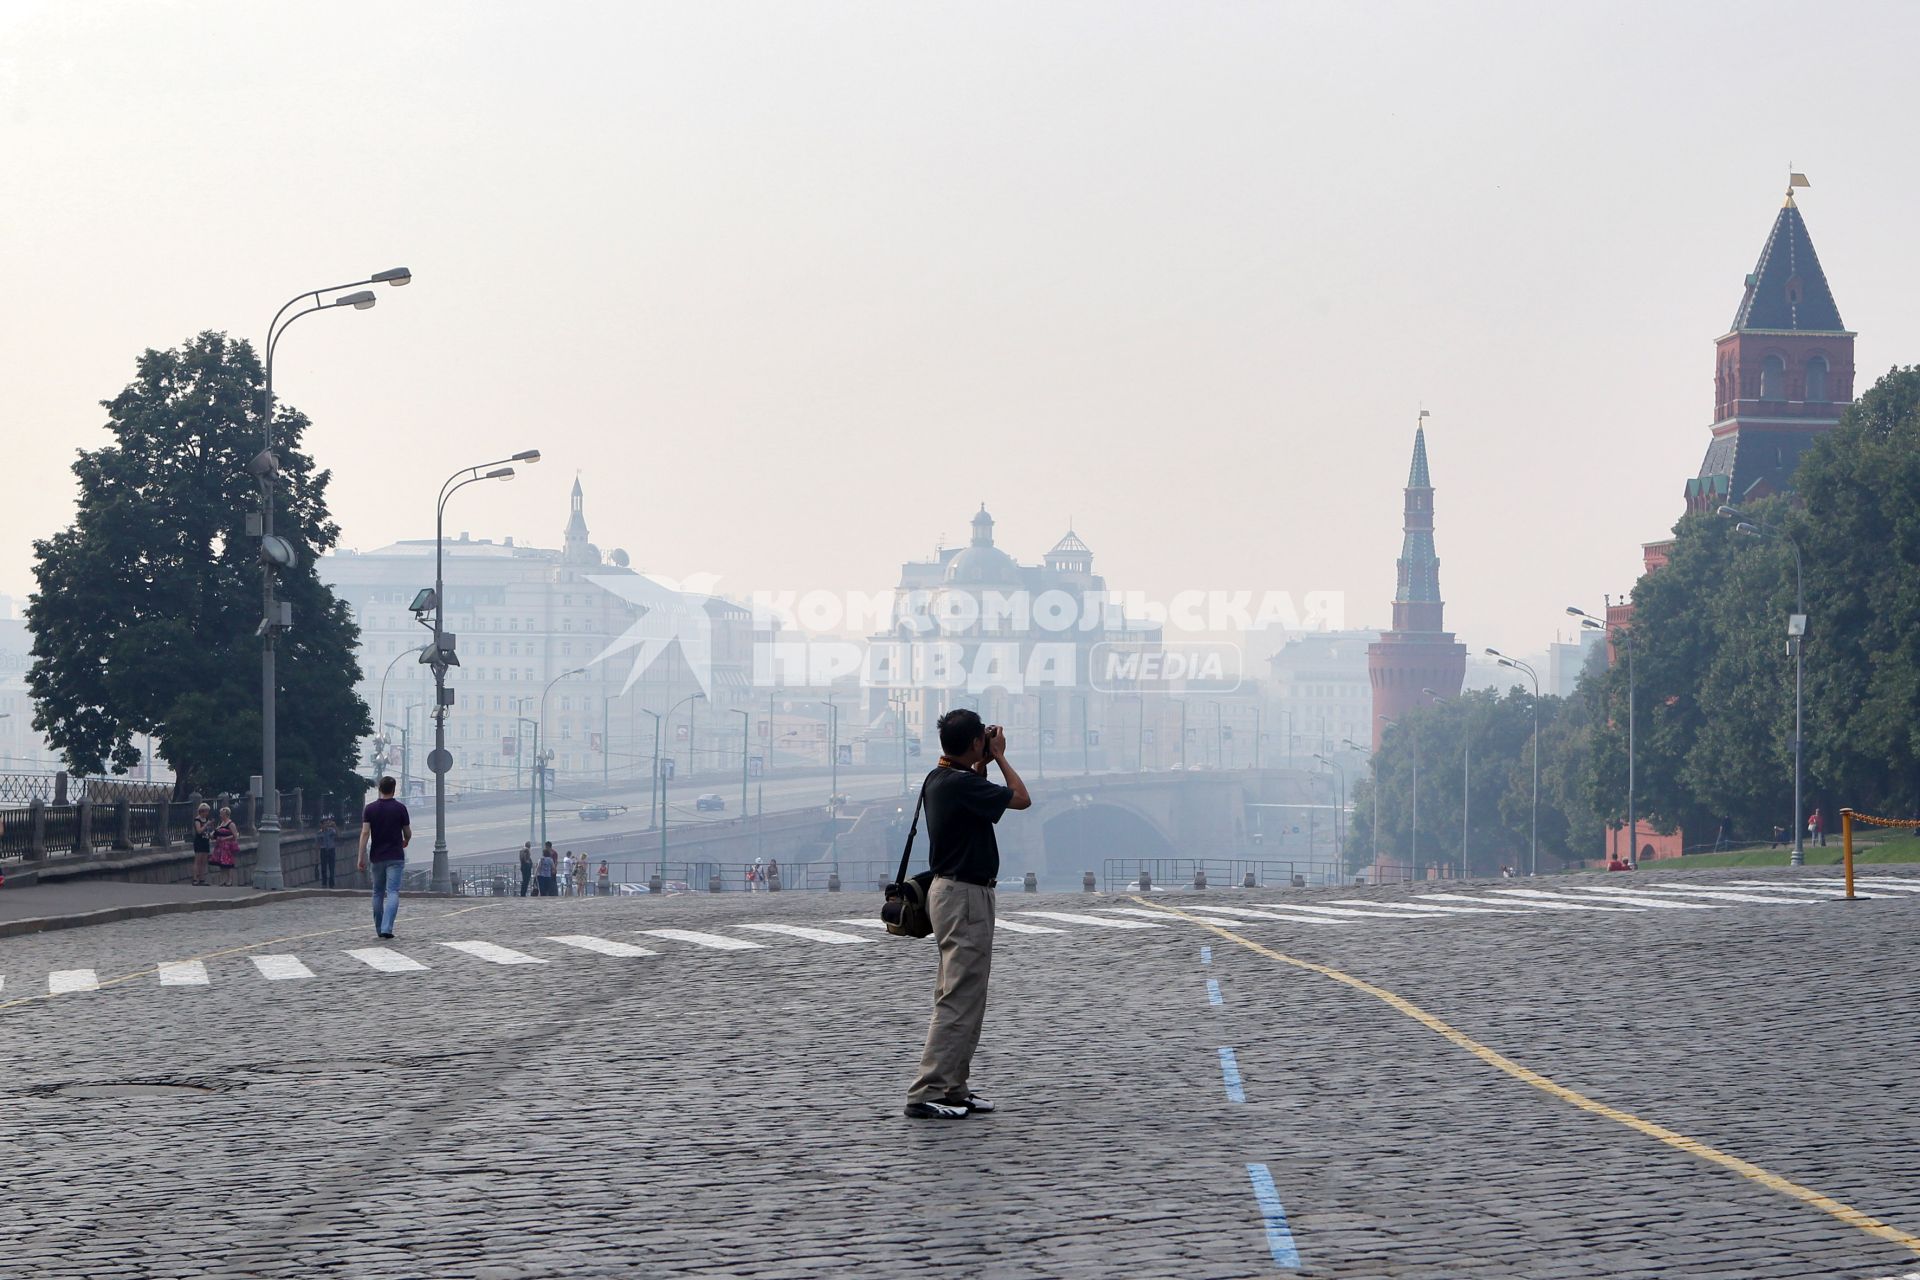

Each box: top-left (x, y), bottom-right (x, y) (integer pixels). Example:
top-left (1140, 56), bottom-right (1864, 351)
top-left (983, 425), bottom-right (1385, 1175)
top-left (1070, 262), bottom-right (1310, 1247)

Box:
top-left (894, 770), bottom-right (940, 885)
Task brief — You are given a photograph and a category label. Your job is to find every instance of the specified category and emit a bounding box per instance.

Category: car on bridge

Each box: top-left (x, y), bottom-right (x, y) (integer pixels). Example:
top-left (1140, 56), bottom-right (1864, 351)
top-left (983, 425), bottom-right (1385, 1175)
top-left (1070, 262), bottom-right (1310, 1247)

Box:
top-left (579, 803), bottom-right (628, 822)
top-left (695, 793), bottom-right (726, 812)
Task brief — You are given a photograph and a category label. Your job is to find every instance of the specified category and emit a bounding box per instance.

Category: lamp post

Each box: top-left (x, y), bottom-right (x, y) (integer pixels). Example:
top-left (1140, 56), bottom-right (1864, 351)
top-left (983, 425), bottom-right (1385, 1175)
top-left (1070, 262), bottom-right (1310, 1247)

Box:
top-left (1378, 716), bottom-right (1416, 882)
top-left (1424, 689), bottom-right (1471, 880)
top-left (1030, 693), bottom-right (1045, 779)
top-left (1566, 608), bottom-right (1633, 869)
top-left (252, 266), bottom-right (410, 889)
top-left (537, 667), bottom-right (587, 848)
top-left (1717, 505), bottom-right (1808, 866)
top-left (371, 643), bottom-right (430, 774)
top-left (1179, 699), bottom-right (1189, 770)
top-left (889, 693), bottom-right (912, 794)
top-left (733, 709), bottom-right (750, 819)
top-left (1345, 738), bottom-right (1375, 876)
top-left (1313, 753), bottom-right (1346, 858)
top-left (427, 452), bottom-right (538, 892)
top-left (1485, 650), bottom-right (1540, 877)
top-left (640, 708), bottom-right (661, 830)
top-left (1212, 701), bottom-right (1224, 769)
top-left (1077, 692), bottom-right (1091, 775)
top-left (659, 691), bottom-right (705, 880)
top-left (513, 715), bottom-right (537, 844)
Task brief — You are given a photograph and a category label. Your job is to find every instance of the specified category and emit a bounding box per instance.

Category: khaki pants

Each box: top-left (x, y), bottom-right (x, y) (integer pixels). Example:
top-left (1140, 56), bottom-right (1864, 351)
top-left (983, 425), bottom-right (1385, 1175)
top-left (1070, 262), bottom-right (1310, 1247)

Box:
top-left (908, 877), bottom-right (996, 1105)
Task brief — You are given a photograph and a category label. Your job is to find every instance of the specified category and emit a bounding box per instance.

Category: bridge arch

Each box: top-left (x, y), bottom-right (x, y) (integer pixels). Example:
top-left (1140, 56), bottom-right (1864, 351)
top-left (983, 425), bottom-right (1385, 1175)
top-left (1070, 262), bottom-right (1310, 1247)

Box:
top-left (1038, 801), bottom-right (1177, 881)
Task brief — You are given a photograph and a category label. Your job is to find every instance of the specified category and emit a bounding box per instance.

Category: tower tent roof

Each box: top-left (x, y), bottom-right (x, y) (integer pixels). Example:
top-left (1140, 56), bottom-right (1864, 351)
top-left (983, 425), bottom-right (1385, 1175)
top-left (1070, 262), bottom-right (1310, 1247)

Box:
top-left (1731, 200), bottom-right (1845, 333)
top-left (1408, 425), bottom-right (1431, 488)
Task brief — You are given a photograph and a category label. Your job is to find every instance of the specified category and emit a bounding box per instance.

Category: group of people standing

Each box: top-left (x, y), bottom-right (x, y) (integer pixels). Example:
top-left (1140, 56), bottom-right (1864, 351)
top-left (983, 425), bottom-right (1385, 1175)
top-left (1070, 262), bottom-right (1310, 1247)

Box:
top-left (189, 803), bottom-right (242, 887)
top-left (517, 842), bottom-right (612, 897)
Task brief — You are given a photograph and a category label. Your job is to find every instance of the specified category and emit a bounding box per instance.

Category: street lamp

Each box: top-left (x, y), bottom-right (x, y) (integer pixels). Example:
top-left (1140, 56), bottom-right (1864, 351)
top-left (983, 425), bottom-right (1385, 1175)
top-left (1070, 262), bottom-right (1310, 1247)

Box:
top-left (537, 667), bottom-right (588, 848)
top-left (1313, 753), bottom-right (1346, 859)
top-left (252, 266), bottom-right (410, 890)
top-left (1718, 505), bottom-right (1808, 866)
top-left (371, 642), bottom-right (431, 773)
top-left (659, 691), bottom-right (705, 881)
top-left (1484, 650), bottom-right (1540, 877)
top-left (1377, 715), bottom-right (1416, 882)
top-left (732, 708), bottom-right (751, 821)
top-left (424, 453), bottom-right (538, 892)
top-left (1424, 689), bottom-right (1471, 881)
top-left (1566, 608), bottom-right (1634, 869)
top-left (1345, 738), bottom-right (1376, 875)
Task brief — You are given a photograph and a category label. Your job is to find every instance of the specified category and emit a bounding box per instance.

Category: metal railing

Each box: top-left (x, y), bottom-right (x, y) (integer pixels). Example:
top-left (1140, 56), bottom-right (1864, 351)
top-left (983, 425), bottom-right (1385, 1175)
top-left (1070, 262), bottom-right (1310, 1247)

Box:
top-left (1100, 857), bottom-right (1335, 892)
top-left (449, 858), bottom-right (896, 896)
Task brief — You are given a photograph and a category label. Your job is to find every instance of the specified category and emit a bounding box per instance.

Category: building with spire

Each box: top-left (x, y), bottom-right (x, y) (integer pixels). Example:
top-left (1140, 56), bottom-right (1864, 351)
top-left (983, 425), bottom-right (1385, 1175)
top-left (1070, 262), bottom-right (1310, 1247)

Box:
top-left (1683, 180), bottom-right (1855, 518)
top-left (1367, 422), bottom-right (1467, 750)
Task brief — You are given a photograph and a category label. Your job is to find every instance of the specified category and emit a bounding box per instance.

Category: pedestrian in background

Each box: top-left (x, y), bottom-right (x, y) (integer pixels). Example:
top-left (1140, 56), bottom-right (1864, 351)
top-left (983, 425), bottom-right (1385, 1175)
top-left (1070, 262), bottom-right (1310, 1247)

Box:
top-left (766, 857), bottom-right (781, 890)
top-left (317, 815), bottom-right (338, 887)
top-left (537, 845), bottom-right (558, 897)
top-left (357, 775), bottom-right (412, 939)
top-left (210, 806), bottom-right (240, 888)
top-left (598, 860), bottom-right (611, 897)
top-left (190, 802), bottom-right (212, 886)
top-left (1809, 807), bottom-right (1826, 847)
top-left (519, 842), bottom-right (534, 897)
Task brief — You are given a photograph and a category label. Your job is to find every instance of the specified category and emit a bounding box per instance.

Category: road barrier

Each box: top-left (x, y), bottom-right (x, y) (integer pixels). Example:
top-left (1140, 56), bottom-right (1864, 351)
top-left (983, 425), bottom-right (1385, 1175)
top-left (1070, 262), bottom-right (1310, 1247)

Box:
top-left (1839, 808), bottom-right (1920, 900)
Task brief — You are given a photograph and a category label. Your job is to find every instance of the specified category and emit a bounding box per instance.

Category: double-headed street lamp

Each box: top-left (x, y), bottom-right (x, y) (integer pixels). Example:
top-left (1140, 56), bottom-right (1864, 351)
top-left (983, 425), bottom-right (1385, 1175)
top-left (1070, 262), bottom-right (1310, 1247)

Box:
top-left (1344, 739), bottom-right (1373, 874)
top-left (1483, 651), bottom-right (1540, 877)
top-left (651, 691), bottom-right (705, 882)
top-left (1312, 753), bottom-right (1346, 857)
top-left (423, 452), bottom-right (541, 893)
top-left (1719, 504), bottom-right (1808, 866)
top-left (1566, 609), bottom-right (1633, 869)
top-left (535, 667), bottom-right (589, 848)
top-left (1377, 716), bottom-right (1416, 882)
top-left (1423, 689), bottom-right (1471, 881)
top-left (253, 267), bottom-right (410, 890)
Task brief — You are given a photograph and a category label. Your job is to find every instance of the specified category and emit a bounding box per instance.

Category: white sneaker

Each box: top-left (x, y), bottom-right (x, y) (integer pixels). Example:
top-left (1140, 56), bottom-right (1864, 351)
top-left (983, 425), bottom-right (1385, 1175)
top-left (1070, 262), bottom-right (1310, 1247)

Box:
top-left (904, 1100), bottom-right (968, 1120)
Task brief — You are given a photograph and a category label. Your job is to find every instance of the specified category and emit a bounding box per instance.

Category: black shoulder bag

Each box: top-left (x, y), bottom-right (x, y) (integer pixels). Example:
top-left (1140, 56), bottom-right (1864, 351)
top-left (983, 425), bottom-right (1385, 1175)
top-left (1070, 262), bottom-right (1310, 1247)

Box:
top-left (880, 771), bottom-right (940, 938)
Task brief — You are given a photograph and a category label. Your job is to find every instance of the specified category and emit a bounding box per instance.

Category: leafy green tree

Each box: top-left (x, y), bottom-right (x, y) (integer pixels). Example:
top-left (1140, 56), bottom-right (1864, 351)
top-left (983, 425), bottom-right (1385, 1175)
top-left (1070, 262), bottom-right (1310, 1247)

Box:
top-left (27, 332), bottom-right (370, 801)
top-left (1790, 366), bottom-right (1920, 820)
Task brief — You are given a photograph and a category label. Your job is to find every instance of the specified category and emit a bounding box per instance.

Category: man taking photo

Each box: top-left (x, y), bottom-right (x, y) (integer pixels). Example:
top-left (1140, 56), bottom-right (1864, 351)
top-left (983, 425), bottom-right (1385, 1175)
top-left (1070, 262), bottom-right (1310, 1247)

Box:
top-left (905, 708), bottom-right (1030, 1120)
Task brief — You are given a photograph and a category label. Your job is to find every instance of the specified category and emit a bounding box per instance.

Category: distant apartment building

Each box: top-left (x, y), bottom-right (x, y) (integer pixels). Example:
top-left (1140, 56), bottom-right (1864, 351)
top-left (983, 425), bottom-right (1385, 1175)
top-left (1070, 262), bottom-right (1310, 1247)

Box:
top-left (861, 505), bottom-right (1163, 768)
top-left (317, 481), bottom-right (775, 795)
top-left (0, 596), bottom-right (61, 776)
top-left (1547, 629), bottom-right (1605, 699)
top-left (1266, 629), bottom-right (1379, 760)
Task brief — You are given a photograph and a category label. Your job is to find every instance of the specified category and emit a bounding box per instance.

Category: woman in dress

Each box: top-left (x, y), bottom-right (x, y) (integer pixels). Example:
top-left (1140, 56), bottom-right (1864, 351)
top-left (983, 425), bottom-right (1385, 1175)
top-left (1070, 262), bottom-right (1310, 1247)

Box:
top-left (210, 805), bottom-right (241, 887)
top-left (191, 802), bottom-right (213, 886)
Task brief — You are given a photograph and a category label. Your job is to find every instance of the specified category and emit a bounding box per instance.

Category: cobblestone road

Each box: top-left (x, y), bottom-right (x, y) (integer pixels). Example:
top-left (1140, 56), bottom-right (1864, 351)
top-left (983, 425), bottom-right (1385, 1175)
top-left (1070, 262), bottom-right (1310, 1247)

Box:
top-left (3, 865), bottom-right (1917, 1278)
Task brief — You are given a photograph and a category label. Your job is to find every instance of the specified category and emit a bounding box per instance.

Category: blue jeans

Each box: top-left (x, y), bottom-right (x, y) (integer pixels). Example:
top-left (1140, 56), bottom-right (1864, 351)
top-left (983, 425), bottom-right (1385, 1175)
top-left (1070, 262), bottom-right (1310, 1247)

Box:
top-left (370, 859), bottom-right (404, 934)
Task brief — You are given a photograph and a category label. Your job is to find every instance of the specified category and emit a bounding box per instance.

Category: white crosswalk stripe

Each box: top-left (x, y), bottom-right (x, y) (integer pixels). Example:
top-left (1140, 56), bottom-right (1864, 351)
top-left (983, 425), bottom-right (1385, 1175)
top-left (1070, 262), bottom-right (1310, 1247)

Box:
top-left (1016, 911), bottom-right (1163, 929)
top-left (1610, 886), bottom-right (1817, 906)
top-left (993, 917), bottom-right (1069, 934)
top-left (738, 923), bottom-right (870, 945)
top-left (441, 940), bottom-right (547, 965)
top-left (158, 960), bottom-right (210, 986)
top-left (545, 935), bottom-right (657, 958)
top-left (1483, 889), bottom-right (1646, 911)
top-left (251, 954), bottom-right (314, 980)
top-left (1558, 888), bottom-right (1727, 910)
top-left (641, 928), bottom-right (766, 951)
top-left (1325, 899), bottom-right (1510, 916)
top-left (1805, 878), bottom-right (1920, 892)
top-left (347, 947), bottom-right (429, 973)
top-left (49, 969), bottom-right (99, 994)
top-left (1410, 896), bottom-right (1532, 914)
top-left (1099, 907), bottom-right (1248, 925)
top-left (1720, 882), bottom-right (1851, 897)
top-left (1173, 904), bottom-right (1353, 925)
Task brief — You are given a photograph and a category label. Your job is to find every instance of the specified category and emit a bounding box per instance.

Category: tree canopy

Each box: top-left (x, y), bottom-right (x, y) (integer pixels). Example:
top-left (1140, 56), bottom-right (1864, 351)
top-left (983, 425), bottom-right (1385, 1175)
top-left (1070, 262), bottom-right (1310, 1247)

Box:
top-left (28, 331), bottom-right (370, 800)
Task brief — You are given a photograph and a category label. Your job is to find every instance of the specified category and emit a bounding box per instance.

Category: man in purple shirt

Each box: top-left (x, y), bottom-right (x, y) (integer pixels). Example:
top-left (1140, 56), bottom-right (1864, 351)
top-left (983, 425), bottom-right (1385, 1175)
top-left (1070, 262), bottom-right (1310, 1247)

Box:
top-left (357, 775), bottom-right (413, 939)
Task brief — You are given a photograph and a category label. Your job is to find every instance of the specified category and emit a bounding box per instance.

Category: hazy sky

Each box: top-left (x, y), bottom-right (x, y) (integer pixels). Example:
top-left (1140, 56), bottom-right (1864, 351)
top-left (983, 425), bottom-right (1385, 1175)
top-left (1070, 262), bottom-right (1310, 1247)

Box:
top-left (5, 1), bottom-right (1918, 658)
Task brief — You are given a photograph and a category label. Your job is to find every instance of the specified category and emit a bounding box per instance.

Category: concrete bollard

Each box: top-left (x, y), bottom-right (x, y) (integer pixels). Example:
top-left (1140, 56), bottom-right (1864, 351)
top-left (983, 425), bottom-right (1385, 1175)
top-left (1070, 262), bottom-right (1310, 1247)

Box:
top-left (1242, 871), bottom-right (1256, 889)
top-left (828, 873), bottom-right (841, 892)
top-left (1082, 870), bottom-right (1096, 892)
top-left (648, 875), bottom-right (664, 895)
top-left (1023, 871), bottom-right (1038, 893)
top-left (1138, 869), bottom-right (1152, 892)
top-left (709, 874), bottom-right (723, 893)
top-left (1193, 869), bottom-right (1207, 890)
top-left (1292, 874), bottom-right (1306, 888)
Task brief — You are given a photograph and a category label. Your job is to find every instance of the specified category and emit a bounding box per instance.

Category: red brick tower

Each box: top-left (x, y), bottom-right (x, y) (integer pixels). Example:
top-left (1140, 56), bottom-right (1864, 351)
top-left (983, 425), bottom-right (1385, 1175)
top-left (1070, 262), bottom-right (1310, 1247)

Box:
top-left (1368, 422), bottom-right (1467, 749)
top-left (1683, 184), bottom-right (1855, 516)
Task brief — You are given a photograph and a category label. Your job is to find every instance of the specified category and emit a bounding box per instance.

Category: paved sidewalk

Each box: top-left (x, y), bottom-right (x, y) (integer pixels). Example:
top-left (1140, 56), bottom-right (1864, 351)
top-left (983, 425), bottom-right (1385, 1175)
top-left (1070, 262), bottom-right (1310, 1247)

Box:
top-left (0, 877), bottom-right (358, 936)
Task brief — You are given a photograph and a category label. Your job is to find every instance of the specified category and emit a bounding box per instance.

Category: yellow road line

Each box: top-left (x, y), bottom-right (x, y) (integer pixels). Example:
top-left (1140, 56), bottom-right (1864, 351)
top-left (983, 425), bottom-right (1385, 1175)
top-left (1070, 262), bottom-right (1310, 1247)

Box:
top-left (1134, 896), bottom-right (1920, 1259)
top-left (0, 902), bottom-right (496, 1015)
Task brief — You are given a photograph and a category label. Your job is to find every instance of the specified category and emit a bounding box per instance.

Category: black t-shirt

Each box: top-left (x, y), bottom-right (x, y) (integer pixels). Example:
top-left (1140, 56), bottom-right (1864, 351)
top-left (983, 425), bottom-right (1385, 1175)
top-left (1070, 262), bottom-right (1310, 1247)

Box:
top-left (362, 798), bottom-right (411, 861)
top-left (923, 765), bottom-right (1013, 884)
